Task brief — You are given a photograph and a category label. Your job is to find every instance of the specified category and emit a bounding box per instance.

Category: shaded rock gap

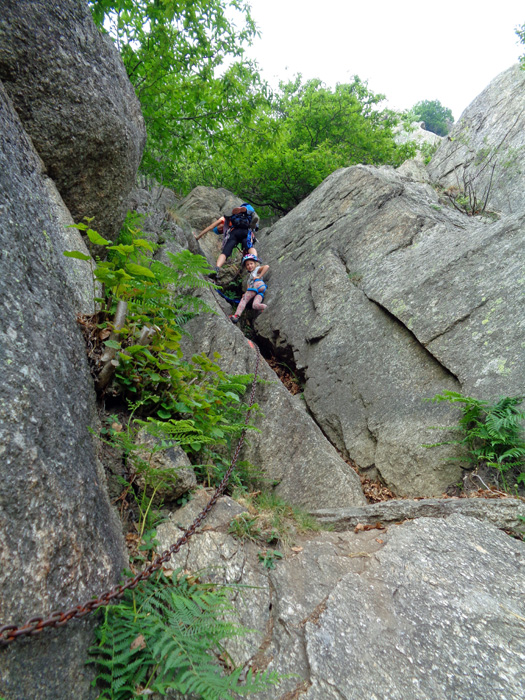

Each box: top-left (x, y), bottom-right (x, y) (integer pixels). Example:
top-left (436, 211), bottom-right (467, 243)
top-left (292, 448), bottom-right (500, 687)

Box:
top-left (255, 334), bottom-right (308, 398)
top-left (252, 327), bottom-right (401, 504)
top-left (244, 572), bottom-right (275, 673)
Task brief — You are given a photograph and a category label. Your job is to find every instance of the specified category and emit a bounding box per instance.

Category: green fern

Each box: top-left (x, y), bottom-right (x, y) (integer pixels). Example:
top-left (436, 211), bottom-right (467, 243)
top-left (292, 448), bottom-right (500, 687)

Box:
top-left (428, 391), bottom-right (525, 489)
top-left (89, 570), bottom-right (280, 699)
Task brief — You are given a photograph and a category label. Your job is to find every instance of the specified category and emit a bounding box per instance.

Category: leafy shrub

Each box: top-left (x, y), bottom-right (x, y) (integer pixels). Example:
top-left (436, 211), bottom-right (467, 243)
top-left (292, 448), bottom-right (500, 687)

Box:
top-left (179, 76), bottom-right (417, 215)
top-left (411, 99), bottom-right (454, 137)
top-left (67, 221), bottom-right (259, 486)
top-left (89, 570), bottom-right (279, 699)
top-left (428, 391), bottom-right (525, 490)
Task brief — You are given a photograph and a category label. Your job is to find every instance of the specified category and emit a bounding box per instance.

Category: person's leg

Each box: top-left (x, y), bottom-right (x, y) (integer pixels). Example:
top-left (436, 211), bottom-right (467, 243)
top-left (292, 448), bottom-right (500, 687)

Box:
top-left (212, 245), bottom-right (232, 275)
top-left (218, 230), bottom-right (243, 268)
top-left (231, 291), bottom-right (256, 321)
top-left (242, 230), bottom-right (257, 258)
top-left (251, 293), bottom-right (267, 312)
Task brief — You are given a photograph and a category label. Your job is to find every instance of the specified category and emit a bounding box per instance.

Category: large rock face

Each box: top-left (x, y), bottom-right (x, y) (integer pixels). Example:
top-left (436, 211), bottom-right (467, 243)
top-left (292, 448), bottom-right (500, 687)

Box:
top-left (0, 0), bottom-right (146, 240)
top-left (157, 493), bottom-right (525, 700)
top-left (123, 183), bottom-right (365, 508)
top-left (0, 82), bottom-right (125, 699)
top-left (428, 64), bottom-right (525, 216)
top-left (179, 292), bottom-right (366, 509)
top-left (255, 164), bottom-right (525, 496)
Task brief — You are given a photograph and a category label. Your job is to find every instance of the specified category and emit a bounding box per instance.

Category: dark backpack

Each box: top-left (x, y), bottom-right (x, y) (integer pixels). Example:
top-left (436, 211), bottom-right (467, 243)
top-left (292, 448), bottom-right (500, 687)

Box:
top-left (227, 204), bottom-right (253, 230)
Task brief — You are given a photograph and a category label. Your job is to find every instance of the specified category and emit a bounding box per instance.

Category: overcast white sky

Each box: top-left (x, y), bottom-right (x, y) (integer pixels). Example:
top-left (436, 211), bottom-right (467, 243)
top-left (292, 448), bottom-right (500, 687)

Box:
top-left (243, 0), bottom-right (524, 122)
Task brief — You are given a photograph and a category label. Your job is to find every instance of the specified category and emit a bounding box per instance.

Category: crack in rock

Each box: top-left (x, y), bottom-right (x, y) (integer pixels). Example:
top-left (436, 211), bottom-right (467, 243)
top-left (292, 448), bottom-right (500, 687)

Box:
top-left (361, 291), bottom-right (460, 385)
top-left (424, 297), bottom-right (488, 344)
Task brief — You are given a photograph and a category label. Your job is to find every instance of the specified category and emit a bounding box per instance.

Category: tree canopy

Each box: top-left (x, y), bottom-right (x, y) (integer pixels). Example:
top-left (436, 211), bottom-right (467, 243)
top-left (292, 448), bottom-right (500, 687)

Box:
top-left (89, 1), bottom-right (416, 215)
top-left (411, 99), bottom-right (454, 137)
top-left (89, 0), bottom-right (265, 184)
top-left (177, 76), bottom-right (416, 214)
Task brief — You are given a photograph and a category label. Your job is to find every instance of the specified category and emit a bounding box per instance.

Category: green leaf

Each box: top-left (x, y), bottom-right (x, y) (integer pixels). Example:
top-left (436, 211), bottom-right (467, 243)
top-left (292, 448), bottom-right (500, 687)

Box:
top-left (86, 229), bottom-right (111, 246)
top-left (113, 268), bottom-right (133, 280)
top-left (63, 250), bottom-right (91, 261)
top-left (107, 244), bottom-right (135, 254)
top-left (126, 263), bottom-right (156, 278)
top-left (133, 238), bottom-right (156, 252)
top-left (104, 339), bottom-right (121, 350)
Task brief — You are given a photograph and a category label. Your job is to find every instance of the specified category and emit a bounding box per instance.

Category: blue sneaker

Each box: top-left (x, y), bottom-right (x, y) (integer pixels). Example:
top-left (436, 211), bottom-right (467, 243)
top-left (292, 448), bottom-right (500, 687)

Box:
top-left (229, 315), bottom-right (239, 324)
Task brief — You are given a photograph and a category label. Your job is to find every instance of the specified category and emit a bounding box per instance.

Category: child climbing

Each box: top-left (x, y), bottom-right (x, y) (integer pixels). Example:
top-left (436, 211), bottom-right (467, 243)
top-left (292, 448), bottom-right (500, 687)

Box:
top-left (196, 204), bottom-right (259, 278)
top-left (229, 254), bottom-right (269, 324)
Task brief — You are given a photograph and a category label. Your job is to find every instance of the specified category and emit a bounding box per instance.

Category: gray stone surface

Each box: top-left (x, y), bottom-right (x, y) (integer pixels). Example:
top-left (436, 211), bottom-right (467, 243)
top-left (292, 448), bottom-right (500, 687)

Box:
top-left (396, 157), bottom-right (432, 183)
top-left (0, 0), bottom-right (146, 241)
top-left (311, 496), bottom-right (525, 535)
top-left (427, 64), bottom-right (525, 216)
top-left (0, 81), bottom-right (126, 700)
top-left (41, 169), bottom-right (97, 314)
top-left (126, 185), bottom-right (201, 256)
top-left (179, 289), bottom-right (366, 509)
top-left (134, 429), bottom-right (197, 505)
top-left (176, 185), bottom-right (242, 232)
top-left (157, 497), bottom-right (525, 700)
top-left (159, 488), bottom-right (247, 534)
top-left (299, 515), bottom-right (525, 700)
top-left (255, 163), bottom-right (525, 496)
top-left (394, 120), bottom-right (442, 149)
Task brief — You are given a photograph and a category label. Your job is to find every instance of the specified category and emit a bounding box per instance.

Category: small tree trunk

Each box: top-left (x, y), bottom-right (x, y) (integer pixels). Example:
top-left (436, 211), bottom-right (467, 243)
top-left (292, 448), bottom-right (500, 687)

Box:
top-left (96, 300), bottom-right (128, 392)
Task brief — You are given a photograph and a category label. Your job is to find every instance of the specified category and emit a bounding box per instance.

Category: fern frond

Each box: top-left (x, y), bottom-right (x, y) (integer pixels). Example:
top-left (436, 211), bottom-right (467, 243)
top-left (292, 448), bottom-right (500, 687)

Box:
top-left (89, 571), bottom-right (280, 699)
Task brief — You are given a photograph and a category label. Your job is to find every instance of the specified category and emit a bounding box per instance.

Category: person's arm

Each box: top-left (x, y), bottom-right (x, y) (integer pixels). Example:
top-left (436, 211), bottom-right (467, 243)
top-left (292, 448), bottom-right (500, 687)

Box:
top-left (257, 264), bottom-right (269, 277)
top-left (195, 217), bottom-right (224, 240)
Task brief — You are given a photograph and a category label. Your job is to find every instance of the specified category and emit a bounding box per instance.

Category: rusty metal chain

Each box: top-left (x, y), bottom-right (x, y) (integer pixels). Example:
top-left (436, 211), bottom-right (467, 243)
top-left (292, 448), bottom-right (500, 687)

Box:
top-left (0, 342), bottom-right (261, 647)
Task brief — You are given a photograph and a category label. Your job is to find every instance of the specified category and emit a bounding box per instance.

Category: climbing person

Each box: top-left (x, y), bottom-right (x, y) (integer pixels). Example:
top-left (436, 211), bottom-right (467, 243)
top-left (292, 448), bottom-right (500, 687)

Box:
top-left (200, 203), bottom-right (259, 278)
top-left (229, 254), bottom-right (269, 324)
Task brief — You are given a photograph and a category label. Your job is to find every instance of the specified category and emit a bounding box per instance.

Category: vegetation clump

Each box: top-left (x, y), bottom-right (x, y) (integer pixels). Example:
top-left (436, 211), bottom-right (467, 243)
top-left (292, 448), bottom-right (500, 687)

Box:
top-left (88, 2), bottom-right (417, 216)
top-left (427, 391), bottom-right (525, 493)
top-left (180, 76), bottom-right (417, 214)
top-left (69, 217), bottom-right (257, 481)
top-left (410, 99), bottom-right (454, 136)
top-left (229, 491), bottom-right (323, 546)
top-left (89, 569), bottom-right (279, 699)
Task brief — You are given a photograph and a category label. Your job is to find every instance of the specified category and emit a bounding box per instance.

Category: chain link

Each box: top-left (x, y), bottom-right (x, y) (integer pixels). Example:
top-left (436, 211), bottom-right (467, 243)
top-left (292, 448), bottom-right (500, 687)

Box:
top-left (0, 342), bottom-right (261, 647)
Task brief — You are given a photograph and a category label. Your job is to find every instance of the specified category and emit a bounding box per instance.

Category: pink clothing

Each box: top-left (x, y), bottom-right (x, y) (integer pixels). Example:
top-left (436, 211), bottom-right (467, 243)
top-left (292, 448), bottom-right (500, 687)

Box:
top-left (233, 280), bottom-right (267, 318)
